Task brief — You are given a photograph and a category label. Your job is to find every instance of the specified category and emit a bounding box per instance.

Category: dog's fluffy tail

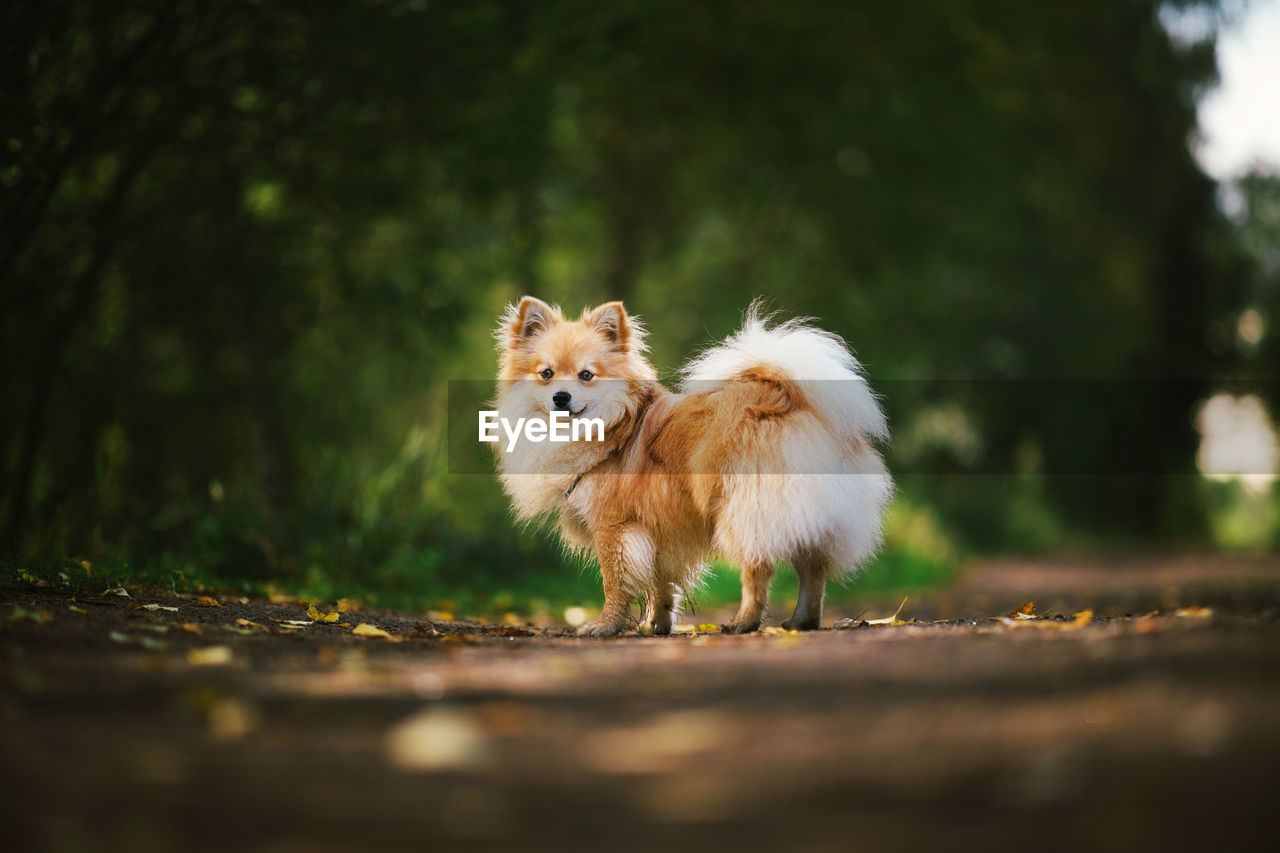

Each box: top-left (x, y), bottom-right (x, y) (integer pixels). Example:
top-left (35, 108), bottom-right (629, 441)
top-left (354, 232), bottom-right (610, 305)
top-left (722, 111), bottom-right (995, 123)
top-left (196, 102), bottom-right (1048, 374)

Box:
top-left (680, 300), bottom-right (888, 442)
top-left (678, 301), bottom-right (892, 573)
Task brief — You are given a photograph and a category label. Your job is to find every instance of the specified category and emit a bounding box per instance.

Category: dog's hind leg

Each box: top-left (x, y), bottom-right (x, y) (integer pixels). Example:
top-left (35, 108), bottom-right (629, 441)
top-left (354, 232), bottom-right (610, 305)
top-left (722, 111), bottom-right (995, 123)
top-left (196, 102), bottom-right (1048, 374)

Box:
top-left (783, 550), bottom-right (831, 631)
top-left (721, 560), bottom-right (775, 634)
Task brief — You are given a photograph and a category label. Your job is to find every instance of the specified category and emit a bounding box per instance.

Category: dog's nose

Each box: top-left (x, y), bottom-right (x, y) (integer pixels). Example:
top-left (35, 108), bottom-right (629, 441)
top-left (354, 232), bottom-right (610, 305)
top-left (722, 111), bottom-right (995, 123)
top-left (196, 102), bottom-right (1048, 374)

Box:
top-left (552, 391), bottom-right (572, 410)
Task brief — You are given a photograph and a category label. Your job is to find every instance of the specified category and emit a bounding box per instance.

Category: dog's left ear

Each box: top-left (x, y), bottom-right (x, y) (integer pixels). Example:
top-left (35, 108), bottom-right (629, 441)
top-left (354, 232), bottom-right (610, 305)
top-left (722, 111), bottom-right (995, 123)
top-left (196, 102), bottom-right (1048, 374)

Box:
top-left (588, 301), bottom-right (631, 351)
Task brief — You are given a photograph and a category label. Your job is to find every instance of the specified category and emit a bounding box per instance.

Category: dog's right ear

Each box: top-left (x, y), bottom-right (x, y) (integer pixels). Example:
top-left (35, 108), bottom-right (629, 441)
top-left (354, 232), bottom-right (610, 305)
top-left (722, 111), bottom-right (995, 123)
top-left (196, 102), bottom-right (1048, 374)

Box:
top-left (506, 296), bottom-right (557, 347)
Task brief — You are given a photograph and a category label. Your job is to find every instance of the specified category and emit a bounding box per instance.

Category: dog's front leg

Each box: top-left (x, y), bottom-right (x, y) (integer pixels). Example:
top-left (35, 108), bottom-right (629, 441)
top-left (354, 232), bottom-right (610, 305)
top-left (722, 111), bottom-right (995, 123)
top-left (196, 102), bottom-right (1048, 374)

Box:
top-left (575, 529), bottom-right (633, 637)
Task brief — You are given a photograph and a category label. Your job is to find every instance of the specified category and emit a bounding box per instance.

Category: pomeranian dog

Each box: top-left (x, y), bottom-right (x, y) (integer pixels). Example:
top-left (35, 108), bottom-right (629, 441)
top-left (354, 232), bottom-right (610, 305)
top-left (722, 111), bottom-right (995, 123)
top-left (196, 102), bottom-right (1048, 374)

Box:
top-left (492, 296), bottom-right (891, 636)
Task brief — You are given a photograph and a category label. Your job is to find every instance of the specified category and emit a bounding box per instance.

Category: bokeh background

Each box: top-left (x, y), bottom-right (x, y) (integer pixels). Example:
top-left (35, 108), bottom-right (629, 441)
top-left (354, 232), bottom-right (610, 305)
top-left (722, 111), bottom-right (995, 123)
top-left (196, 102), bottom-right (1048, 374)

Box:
top-left (3, 0), bottom-right (1278, 615)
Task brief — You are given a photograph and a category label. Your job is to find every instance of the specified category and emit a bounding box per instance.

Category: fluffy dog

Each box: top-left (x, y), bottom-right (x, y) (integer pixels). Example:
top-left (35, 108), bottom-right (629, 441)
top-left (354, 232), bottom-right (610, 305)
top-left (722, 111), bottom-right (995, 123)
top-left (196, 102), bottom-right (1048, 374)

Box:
top-left (492, 296), bottom-right (891, 636)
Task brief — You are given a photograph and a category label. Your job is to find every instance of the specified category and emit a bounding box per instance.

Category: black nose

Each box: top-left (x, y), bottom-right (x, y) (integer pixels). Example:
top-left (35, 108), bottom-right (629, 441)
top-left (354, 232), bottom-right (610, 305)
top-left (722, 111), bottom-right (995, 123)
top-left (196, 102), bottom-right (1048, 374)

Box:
top-left (552, 391), bottom-right (572, 410)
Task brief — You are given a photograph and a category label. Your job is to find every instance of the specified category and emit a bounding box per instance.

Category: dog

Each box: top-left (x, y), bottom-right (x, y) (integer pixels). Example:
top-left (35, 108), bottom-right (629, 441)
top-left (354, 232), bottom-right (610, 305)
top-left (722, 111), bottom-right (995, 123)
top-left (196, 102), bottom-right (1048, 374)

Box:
top-left (492, 296), bottom-right (891, 636)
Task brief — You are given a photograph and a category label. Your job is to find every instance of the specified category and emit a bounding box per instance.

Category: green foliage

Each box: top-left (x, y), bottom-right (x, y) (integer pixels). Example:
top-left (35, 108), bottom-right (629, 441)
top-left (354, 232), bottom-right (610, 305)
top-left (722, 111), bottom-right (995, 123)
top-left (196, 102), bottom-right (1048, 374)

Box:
top-left (0, 1), bottom-right (1266, 606)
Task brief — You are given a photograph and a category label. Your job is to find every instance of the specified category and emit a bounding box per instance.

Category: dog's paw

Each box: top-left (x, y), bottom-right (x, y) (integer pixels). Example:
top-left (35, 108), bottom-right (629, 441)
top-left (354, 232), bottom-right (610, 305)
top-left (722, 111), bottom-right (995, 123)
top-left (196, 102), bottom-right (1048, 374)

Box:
top-left (637, 617), bottom-right (673, 637)
top-left (575, 613), bottom-right (628, 638)
top-left (781, 616), bottom-right (821, 631)
top-left (720, 619), bottom-right (762, 635)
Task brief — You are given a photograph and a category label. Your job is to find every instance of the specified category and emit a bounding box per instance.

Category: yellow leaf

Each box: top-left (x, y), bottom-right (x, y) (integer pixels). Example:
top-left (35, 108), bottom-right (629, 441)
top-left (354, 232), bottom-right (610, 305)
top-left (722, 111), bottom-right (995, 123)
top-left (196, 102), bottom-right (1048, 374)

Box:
top-left (386, 708), bottom-right (492, 771)
top-left (867, 596), bottom-right (909, 625)
top-left (1176, 605), bottom-right (1213, 620)
top-left (235, 618), bottom-right (268, 632)
top-left (187, 645), bottom-right (233, 666)
top-left (352, 622), bottom-right (400, 641)
top-left (179, 623), bottom-right (203, 635)
top-left (1009, 601), bottom-right (1037, 620)
top-left (306, 603), bottom-right (340, 623)
top-left (1135, 615), bottom-right (1162, 634)
top-left (1072, 610), bottom-right (1093, 628)
top-left (142, 603), bottom-right (180, 612)
top-left (695, 623), bottom-right (719, 632)
top-left (336, 598), bottom-right (362, 612)
top-left (195, 596), bottom-right (221, 607)
top-left (67, 604), bottom-right (88, 614)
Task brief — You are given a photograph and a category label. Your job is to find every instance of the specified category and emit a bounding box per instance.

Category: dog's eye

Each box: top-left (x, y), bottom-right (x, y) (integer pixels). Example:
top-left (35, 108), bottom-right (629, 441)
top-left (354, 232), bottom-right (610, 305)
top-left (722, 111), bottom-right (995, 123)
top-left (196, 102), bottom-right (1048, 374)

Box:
top-left (578, 370), bottom-right (594, 382)
top-left (539, 368), bottom-right (553, 381)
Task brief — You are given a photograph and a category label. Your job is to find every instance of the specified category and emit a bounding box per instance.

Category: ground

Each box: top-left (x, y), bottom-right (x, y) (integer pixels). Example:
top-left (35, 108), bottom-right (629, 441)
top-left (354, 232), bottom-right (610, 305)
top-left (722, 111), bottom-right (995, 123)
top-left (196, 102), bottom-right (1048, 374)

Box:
top-left (3, 555), bottom-right (1279, 852)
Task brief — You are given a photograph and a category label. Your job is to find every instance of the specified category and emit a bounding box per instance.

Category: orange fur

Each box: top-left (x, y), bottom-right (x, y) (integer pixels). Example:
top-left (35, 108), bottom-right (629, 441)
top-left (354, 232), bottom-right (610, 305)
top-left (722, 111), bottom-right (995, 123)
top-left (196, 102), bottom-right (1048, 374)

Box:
top-left (493, 296), bottom-right (891, 636)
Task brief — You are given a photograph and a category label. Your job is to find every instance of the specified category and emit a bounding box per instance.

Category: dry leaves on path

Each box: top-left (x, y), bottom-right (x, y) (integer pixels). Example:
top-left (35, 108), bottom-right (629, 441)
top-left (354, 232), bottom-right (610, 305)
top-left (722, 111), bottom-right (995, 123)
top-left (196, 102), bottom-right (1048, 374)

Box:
top-left (306, 604), bottom-right (341, 623)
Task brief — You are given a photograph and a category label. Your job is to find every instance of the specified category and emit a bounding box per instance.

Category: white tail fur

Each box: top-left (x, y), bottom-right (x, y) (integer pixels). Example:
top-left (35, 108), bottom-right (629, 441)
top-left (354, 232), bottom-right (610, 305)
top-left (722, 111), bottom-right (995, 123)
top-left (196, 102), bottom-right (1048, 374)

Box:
top-left (679, 301), bottom-right (892, 573)
top-left (680, 300), bottom-right (889, 441)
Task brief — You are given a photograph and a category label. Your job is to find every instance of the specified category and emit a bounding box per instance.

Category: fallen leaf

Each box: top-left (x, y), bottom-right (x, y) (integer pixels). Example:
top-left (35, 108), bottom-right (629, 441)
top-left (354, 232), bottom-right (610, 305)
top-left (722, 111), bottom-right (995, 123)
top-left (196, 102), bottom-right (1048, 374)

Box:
top-left (1135, 614), bottom-right (1162, 634)
top-left (8, 605), bottom-right (53, 624)
top-left (408, 622), bottom-right (438, 638)
top-left (1009, 601), bottom-right (1037, 620)
top-left (187, 646), bottom-right (234, 666)
top-left (276, 619), bottom-right (313, 627)
top-left (141, 603), bottom-right (180, 612)
top-left (109, 630), bottom-right (131, 644)
top-left (1176, 605), bottom-right (1213, 620)
top-left (207, 697), bottom-right (259, 740)
top-left (306, 603), bottom-right (341, 623)
top-left (352, 622), bottom-right (400, 641)
top-left (336, 598), bottom-right (362, 612)
top-left (386, 708), bottom-right (492, 771)
top-left (1072, 610), bottom-right (1093, 628)
top-left (67, 604), bottom-right (88, 614)
top-left (695, 623), bottom-right (719, 632)
top-left (195, 596), bottom-right (221, 607)
top-left (103, 587), bottom-right (130, 597)
top-left (235, 618), bottom-right (268, 632)
top-left (179, 623), bottom-right (203, 635)
top-left (867, 596), bottom-right (909, 625)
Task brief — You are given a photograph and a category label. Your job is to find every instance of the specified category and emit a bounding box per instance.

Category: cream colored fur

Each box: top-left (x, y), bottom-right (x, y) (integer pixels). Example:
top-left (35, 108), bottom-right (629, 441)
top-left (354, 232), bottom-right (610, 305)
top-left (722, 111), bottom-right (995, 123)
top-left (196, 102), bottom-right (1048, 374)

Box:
top-left (493, 297), bottom-right (891, 636)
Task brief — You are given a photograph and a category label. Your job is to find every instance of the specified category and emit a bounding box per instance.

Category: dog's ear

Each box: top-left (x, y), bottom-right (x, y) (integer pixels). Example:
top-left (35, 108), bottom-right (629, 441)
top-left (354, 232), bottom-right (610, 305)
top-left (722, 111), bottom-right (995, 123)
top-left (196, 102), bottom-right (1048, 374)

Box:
top-left (508, 296), bottom-right (557, 346)
top-left (588, 301), bottom-right (631, 351)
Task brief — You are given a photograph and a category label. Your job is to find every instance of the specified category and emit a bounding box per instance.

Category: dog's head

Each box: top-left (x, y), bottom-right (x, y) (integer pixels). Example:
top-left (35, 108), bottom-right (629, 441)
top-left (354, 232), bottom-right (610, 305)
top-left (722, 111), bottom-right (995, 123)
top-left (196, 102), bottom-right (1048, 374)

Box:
top-left (496, 296), bottom-right (655, 425)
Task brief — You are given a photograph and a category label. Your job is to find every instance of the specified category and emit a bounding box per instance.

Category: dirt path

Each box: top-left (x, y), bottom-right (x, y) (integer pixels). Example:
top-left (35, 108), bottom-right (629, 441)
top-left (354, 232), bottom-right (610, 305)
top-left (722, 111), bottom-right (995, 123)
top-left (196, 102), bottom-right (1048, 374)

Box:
top-left (3, 556), bottom-right (1279, 852)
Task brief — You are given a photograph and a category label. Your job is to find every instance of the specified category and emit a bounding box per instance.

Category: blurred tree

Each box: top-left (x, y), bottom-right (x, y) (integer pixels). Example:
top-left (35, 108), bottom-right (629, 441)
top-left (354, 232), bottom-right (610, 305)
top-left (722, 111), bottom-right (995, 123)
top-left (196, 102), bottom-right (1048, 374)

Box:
top-left (0, 0), bottom-right (1252, 587)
